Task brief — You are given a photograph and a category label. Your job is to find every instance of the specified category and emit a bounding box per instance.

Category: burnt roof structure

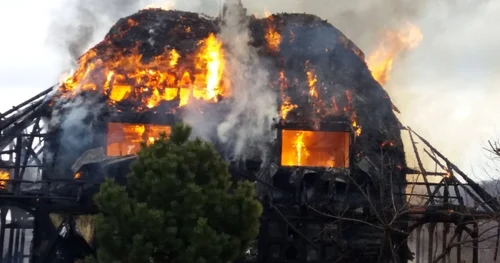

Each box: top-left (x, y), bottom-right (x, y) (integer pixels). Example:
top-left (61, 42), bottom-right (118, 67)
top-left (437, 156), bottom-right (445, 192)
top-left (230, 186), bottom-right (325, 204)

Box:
top-left (0, 7), bottom-right (498, 263)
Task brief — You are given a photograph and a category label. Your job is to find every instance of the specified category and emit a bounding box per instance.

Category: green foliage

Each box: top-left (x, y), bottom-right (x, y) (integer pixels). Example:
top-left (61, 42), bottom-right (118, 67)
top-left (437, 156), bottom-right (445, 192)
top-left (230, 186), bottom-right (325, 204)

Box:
top-left (88, 123), bottom-right (262, 263)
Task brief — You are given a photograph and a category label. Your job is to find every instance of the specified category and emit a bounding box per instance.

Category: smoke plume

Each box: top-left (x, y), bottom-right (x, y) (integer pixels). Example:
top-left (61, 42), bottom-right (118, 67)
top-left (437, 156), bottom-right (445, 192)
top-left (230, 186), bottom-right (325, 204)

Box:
top-left (184, 0), bottom-right (278, 160)
top-left (46, 0), bottom-right (145, 68)
top-left (218, 2), bottom-right (277, 160)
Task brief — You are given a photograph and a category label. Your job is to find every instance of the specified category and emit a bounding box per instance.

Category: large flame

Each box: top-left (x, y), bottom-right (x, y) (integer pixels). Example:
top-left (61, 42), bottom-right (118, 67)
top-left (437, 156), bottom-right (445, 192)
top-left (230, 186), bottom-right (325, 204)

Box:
top-left (367, 22), bottom-right (423, 85)
top-left (0, 170), bottom-right (8, 189)
top-left (57, 12), bottom-right (368, 138)
top-left (281, 130), bottom-right (350, 167)
top-left (265, 15), bottom-right (282, 53)
top-left (59, 30), bottom-right (227, 110)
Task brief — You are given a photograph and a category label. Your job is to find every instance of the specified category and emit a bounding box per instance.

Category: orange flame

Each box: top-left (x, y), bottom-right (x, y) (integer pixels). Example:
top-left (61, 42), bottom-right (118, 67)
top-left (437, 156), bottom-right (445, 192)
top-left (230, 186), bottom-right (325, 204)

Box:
top-left (265, 15), bottom-right (282, 52)
top-left (278, 71), bottom-right (298, 120)
top-left (58, 15), bottom-right (367, 139)
top-left (293, 131), bottom-right (309, 166)
top-left (345, 90), bottom-right (362, 136)
top-left (0, 170), bottom-right (8, 189)
top-left (193, 33), bottom-right (225, 101)
top-left (367, 22), bottom-right (423, 85)
top-left (281, 130), bottom-right (350, 167)
top-left (59, 31), bottom-right (227, 110)
top-left (107, 123), bottom-right (172, 156)
top-left (306, 70), bottom-right (318, 99)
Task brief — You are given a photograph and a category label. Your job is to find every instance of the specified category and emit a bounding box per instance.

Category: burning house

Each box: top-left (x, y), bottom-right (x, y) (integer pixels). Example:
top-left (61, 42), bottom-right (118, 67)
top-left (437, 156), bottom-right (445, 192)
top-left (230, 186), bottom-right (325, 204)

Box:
top-left (41, 2), bottom-right (410, 263)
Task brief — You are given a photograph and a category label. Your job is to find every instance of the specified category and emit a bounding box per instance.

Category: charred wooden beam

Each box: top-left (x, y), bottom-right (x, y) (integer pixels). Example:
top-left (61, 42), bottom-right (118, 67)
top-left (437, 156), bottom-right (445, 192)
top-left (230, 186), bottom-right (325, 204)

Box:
top-left (472, 223), bottom-right (479, 263)
top-left (416, 132), bottom-right (496, 213)
top-left (428, 223), bottom-right (436, 263)
top-left (456, 227), bottom-right (462, 263)
top-left (408, 129), bottom-right (434, 204)
top-left (410, 129), bottom-right (500, 212)
top-left (416, 226), bottom-right (422, 263)
top-left (0, 87), bottom-right (53, 120)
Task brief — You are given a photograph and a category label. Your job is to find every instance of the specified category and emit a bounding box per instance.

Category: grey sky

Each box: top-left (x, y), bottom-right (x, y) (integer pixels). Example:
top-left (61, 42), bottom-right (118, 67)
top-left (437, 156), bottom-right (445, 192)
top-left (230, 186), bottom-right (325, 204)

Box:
top-left (1, 0), bottom-right (499, 180)
top-left (0, 0), bottom-right (61, 105)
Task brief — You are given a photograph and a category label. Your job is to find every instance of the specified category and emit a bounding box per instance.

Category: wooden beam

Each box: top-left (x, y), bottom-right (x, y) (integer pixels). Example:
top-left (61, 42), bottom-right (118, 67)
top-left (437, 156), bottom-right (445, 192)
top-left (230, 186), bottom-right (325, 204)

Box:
top-left (408, 129), bottom-right (434, 204)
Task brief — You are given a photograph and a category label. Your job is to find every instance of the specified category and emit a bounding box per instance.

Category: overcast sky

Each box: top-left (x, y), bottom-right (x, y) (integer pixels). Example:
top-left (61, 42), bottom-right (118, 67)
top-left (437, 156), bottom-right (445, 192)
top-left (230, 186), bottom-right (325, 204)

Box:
top-left (0, 0), bottom-right (61, 105)
top-left (1, 0), bottom-right (500, 180)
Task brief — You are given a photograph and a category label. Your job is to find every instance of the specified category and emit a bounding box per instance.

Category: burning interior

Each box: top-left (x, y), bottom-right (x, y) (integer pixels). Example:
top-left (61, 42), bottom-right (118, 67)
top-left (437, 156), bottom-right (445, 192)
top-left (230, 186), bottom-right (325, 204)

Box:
top-left (106, 122), bottom-right (172, 156)
top-left (43, 5), bottom-right (409, 263)
top-left (0, 169), bottom-right (8, 190)
top-left (280, 129), bottom-right (350, 168)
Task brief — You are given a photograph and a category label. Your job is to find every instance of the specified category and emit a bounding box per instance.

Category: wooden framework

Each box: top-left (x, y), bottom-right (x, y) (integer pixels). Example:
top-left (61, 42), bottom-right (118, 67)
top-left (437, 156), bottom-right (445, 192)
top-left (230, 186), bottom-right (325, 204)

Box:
top-left (405, 128), bottom-right (500, 263)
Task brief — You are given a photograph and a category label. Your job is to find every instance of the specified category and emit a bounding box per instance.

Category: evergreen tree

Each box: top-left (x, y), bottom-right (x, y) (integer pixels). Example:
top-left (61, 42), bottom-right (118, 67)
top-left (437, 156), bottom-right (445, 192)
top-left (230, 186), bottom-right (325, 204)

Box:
top-left (88, 123), bottom-right (262, 263)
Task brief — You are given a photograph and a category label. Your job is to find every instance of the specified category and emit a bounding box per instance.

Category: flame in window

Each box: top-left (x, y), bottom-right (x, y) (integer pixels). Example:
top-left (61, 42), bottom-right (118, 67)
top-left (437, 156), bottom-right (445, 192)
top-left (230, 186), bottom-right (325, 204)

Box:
top-left (0, 170), bottom-right (9, 189)
top-left (281, 130), bottom-right (350, 168)
top-left (107, 122), bottom-right (172, 156)
top-left (292, 131), bottom-right (310, 166)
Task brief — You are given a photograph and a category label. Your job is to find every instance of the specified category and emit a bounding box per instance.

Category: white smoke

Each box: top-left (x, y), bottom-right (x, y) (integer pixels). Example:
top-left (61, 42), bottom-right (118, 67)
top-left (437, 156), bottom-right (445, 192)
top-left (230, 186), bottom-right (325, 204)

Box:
top-left (216, 1), bottom-right (278, 160)
top-left (184, 1), bottom-right (278, 160)
top-left (47, 95), bottom-right (104, 174)
top-left (46, 0), bottom-right (149, 69)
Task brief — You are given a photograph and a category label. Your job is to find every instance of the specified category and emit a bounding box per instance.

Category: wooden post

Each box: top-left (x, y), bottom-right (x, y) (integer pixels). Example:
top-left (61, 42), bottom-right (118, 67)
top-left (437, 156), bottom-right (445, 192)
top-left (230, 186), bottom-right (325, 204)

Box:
top-left (428, 223), bottom-right (436, 263)
top-left (416, 225), bottom-right (422, 263)
top-left (0, 208), bottom-right (6, 261)
top-left (442, 223), bottom-right (449, 263)
top-left (456, 227), bottom-right (462, 263)
top-left (472, 223), bottom-right (479, 263)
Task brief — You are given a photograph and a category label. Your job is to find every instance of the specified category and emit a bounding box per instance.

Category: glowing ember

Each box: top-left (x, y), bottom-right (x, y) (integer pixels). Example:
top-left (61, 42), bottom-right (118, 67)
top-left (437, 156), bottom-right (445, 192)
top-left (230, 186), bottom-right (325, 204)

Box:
top-left (352, 121), bottom-right (362, 137)
top-left (107, 123), bottom-right (172, 156)
top-left (381, 140), bottom-right (395, 147)
top-left (281, 130), bottom-right (350, 167)
top-left (0, 170), bottom-right (9, 189)
top-left (58, 31), bottom-right (227, 110)
top-left (306, 69), bottom-right (318, 99)
top-left (366, 22), bottom-right (423, 85)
